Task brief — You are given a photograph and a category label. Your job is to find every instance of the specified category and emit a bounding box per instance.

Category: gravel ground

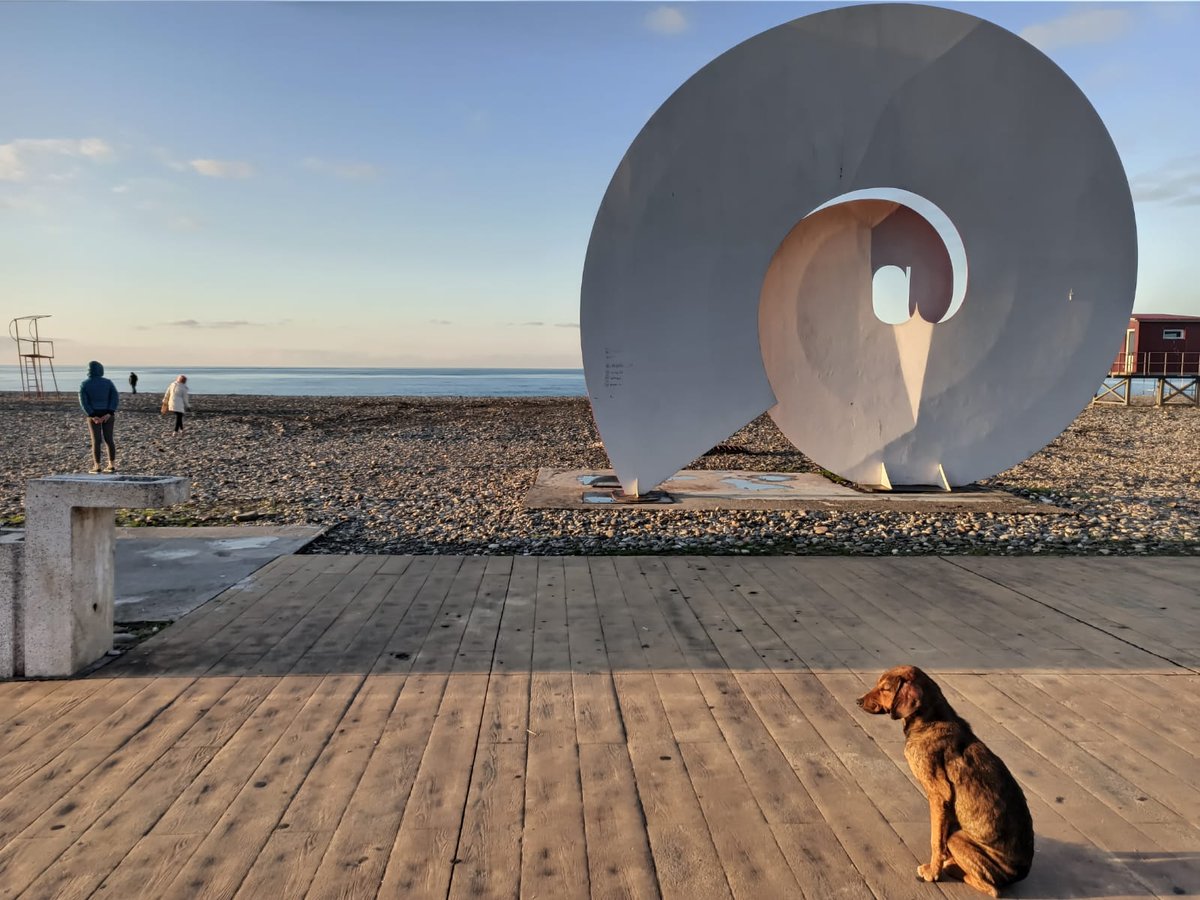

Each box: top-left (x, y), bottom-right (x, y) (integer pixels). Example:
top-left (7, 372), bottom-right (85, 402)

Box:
top-left (3, 392), bottom-right (1198, 556)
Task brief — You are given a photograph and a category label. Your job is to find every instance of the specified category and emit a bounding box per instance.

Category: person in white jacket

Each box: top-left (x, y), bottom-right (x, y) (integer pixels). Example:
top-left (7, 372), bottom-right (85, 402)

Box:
top-left (163, 374), bottom-right (191, 434)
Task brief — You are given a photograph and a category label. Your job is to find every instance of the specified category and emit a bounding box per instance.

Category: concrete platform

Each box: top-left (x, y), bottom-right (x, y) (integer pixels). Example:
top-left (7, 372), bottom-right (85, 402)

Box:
top-left (527, 467), bottom-right (1061, 513)
top-left (114, 525), bottom-right (325, 622)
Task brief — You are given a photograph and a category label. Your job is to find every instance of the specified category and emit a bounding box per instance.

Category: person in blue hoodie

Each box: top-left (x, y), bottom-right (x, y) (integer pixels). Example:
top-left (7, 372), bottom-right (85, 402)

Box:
top-left (78, 360), bottom-right (119, 473)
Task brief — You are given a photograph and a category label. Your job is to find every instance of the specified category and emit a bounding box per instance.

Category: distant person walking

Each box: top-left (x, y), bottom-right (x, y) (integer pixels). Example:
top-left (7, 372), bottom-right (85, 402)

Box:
top-left (162, 374), bottom-right (191, 434)
top-left (79, 360), bottom-right (119, 473)
top-left (129, 371), bottom-right (138, 394)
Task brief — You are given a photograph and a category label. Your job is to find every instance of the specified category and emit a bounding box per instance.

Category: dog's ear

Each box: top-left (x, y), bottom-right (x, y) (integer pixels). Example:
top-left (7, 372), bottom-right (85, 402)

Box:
top-left (890, 679), bottom-right (923, 719)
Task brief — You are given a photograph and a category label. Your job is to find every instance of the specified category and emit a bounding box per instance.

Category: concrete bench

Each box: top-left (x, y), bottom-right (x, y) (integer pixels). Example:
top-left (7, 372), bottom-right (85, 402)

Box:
top-left (2, 475), bottom-right (189, 678)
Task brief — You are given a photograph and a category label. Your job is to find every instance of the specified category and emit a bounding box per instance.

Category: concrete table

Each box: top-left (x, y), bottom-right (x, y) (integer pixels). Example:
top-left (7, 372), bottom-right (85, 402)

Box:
top-left (21, 475), bottom-right (189, 677)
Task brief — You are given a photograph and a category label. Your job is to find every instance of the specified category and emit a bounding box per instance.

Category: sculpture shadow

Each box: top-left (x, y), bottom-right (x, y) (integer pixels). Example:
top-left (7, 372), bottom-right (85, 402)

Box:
top-left (90, 554), bottom-right (1196, 678)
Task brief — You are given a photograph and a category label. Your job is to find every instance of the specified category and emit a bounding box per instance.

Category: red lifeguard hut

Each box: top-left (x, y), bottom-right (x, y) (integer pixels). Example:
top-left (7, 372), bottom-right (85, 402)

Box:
top-left (1097, 313), bottom-right (1200, 406)
top-left (8, 315), bottom-right (60, 397)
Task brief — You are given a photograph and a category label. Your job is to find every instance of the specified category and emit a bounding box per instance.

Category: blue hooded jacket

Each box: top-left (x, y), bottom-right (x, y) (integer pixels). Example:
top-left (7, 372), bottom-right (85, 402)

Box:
top-left (79, 361), bottom-right (119, 416)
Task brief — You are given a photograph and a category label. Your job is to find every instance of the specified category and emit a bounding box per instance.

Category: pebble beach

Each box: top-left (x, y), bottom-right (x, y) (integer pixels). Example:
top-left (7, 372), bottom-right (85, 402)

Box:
top-left (3, 392), bottom-right (1198, 556)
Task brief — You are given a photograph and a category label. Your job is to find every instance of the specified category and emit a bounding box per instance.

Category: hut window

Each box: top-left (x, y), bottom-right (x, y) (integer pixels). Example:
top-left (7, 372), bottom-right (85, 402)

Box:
top-left (1163, 328), bottom-right (1185, 340)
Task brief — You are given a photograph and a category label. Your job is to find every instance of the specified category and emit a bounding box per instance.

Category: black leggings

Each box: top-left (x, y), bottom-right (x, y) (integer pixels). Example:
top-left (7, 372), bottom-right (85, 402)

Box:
top-left (174, 412), bottom-right (185, 432)
top-left (88, 413), bottom-right (116, 465)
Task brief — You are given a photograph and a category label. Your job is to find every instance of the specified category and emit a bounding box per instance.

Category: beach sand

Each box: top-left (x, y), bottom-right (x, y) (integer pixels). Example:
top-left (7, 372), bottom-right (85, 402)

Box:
top-left (4, 392), bottom-right (1198, 555)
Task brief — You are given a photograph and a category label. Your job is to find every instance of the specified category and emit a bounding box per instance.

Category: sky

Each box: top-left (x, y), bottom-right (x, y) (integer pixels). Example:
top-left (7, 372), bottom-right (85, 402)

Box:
top-left (2, 1), bottom-right (1198, 369)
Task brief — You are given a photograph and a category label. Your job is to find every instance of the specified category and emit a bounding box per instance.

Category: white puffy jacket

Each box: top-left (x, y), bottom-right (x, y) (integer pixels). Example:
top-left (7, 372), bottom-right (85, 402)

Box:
top-left (163, 381), bottom-right (191, 413)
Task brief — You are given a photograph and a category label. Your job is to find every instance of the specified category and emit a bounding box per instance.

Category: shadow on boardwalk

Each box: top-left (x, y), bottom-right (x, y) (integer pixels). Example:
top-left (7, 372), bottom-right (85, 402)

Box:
top-left (101, 554), bottom-right (1200, 678)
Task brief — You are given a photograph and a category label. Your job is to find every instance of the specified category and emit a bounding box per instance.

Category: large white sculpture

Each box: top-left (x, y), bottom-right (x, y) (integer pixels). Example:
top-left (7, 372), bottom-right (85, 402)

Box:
top-left (580, 3), bottom-right (1137, 493)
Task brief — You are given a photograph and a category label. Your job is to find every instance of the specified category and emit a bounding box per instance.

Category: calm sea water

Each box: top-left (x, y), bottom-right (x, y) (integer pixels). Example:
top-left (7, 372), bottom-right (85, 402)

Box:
top-left (1, 364), bottom-right (1157, 399)
top-left (0, 365), bottom-right (586, 397)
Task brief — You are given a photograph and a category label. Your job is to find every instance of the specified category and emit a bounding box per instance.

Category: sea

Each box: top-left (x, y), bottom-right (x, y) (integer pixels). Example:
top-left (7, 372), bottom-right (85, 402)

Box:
top-left (0, 365), bottom-right (587, 398)
top-left (1, 364), bottom-right (1159, 399)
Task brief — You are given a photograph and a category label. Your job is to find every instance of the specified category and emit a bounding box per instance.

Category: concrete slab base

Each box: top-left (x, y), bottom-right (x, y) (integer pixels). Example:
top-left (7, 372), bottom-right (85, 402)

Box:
top-left (115, 525), bottom-right (325, 622)
top-left (527, 468), bottom-right (1063, 513)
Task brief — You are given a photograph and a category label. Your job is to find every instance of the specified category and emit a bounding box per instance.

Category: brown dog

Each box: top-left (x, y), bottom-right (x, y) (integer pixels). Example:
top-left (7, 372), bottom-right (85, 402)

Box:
top-left (857, 666), bottom-right (1034, 896)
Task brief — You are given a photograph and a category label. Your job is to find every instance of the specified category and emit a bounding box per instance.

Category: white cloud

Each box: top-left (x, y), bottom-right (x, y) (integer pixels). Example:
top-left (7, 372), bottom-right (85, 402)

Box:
top-left (163, 319), bottom-right (269, 329)
top-left (189, 159), bottom-right (255, 179)
top-left (0, 137), bottom-right (114, 182)
top-left (644, 6), bottom-right (689, 36)
top-left (1019, 8), bottom-right (1133, 52)
top-left (300, 157), bottom-right (381, 180)
top-left (167, 214), bottom-right (202, 232)
top-left (1131, 154), bottom-right (1200, 207)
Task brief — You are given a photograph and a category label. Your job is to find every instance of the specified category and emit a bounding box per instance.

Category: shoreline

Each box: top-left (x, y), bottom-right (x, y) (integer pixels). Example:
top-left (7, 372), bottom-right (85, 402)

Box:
top-left (3, 393), bottom-right (1198, 556)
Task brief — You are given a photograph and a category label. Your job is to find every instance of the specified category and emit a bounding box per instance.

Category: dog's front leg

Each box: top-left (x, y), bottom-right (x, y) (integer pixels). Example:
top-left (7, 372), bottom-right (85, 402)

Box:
top-left (918, 793), bottom-right (952, 882)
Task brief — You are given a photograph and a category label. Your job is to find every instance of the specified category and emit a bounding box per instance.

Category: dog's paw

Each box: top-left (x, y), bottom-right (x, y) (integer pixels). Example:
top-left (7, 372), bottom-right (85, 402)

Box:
top-left (917, 863), bottom-right (941, 882)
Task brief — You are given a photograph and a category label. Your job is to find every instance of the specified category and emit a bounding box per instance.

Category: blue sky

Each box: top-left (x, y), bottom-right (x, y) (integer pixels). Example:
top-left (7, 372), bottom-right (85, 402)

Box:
top-left (2, 1), bottom-right (1197, 368)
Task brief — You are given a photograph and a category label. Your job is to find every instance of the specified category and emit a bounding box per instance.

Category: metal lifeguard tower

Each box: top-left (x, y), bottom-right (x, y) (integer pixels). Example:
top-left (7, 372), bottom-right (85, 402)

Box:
top-left (8, 315), bottom-right (60, 396)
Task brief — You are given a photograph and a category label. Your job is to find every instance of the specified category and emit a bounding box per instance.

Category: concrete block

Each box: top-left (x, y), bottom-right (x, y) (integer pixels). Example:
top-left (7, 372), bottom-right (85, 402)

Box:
top-left (0, 531), bottom-right (23, 679)
top-left (22, 475), bottom-right (189, 677)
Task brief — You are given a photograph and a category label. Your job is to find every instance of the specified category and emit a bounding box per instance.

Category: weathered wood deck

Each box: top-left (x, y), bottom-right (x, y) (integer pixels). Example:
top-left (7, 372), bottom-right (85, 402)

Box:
top-left (1, 555), bottom-right (1199, 899)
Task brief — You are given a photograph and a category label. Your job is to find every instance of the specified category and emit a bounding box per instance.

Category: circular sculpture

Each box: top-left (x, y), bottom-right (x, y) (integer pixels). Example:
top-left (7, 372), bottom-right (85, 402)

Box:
top-left (581, 3), bottom-right (1136, 493)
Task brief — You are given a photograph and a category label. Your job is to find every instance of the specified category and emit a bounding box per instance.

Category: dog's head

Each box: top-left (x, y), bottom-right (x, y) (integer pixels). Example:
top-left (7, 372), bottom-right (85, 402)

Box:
top-left (856, 665), bottom-right (935, 720)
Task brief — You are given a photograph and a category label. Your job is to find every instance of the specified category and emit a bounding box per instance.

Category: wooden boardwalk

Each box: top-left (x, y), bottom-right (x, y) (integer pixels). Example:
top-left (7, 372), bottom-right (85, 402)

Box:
top-left (1, 555), bottom-right (1199, 899)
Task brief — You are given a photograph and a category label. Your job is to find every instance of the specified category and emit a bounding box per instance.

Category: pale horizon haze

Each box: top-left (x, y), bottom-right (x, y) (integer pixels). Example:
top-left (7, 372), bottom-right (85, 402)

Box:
top-left (3, 1), bottom-right (1198, 369)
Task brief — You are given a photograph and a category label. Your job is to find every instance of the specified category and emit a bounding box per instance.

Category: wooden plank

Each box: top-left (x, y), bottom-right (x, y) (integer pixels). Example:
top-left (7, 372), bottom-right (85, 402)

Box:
top-left (613, 672), bottom-right (676, 745)
top-left (678, 740), bottom-right (803, 898)
top-left (639, 557), bottom-right (726, 670)
top-left (304, 672), bottom-right (448, 899)
top-left (13, 746), bottom-right (220, 900)
top-left (380, 674), bottom-right (489, 898)
top-left (241, 556), bottom-right (389, 676)
top-left (453, 557), bottom-right (510, 671)
top-left (573, 672), bottom-right (624, 745)
top-left (156, 674), bottom-right (362, 899)
top-left (0, 677), bottom-right (195, 847)
top-left (1017, 673), bottom-right (1200, 786)
top-left (491, 556), bottom-right (536, 673)
top-left (769, 824), bottom-right (874, 900)
top-left (0, 676), bottom-right (238, 895)
top-left (520, 672), bottom-right (589, 899)
top-left (18, 677), bottom-right (277, 900)
top-left (625, 741), bottom-right (732, 900)
top-left (152, 675), bottom-right (325, 836)
top-left (612, 557), bottom-right (686, 672)
top-left (447, 741), bottom-right (526, 900)
top-left (588, 557), bottom-right (646, 671)
top-left (654, 672), bottom-right (723, 744)
top-left (119, 556), bottom-right (359, 677)
top-left (564, 556), bottom-right (609, 675)
top-left (84, 834), bottom-right (204, 899)
top-left (532, 557), bottom-right (571, 671)
top-left (0, 678), bottom-right (149, 789)
top-left (729, 671), bottom-right (934, 900)
top-left (714, 557), bottom-right (868, 672)
top-left (578, 742), bottom-right (659, 900)
top-left (949, 674), bottom-right (1179, 825)
top-left (658, 557), bottom-right (777, 671)
top-left (408, 557), bottom-right (487, 673)
top-left (232, 674), bottom-right (407, 897)
top-left (232, 829), bottom-right (333, 900)
top-left (320, 555), bottom-right (433, 672)
top-left (371, 555), bottom-right (466, 674)
top-left (0, 680), bottom-right (67, 729)
top-left (479, 673), bottom-right (531, 744)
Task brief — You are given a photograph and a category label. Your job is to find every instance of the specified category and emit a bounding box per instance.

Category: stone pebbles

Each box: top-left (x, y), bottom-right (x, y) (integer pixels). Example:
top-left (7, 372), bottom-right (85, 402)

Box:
top-left (3, 393), bottom-right (1197, 556)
